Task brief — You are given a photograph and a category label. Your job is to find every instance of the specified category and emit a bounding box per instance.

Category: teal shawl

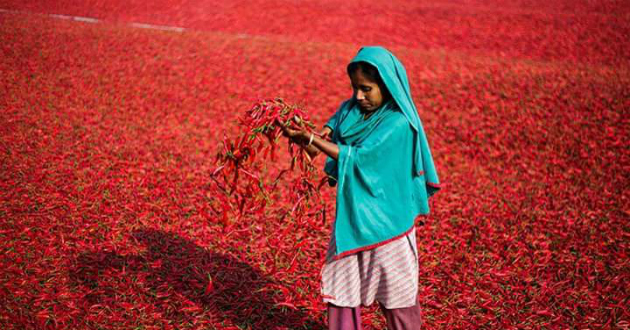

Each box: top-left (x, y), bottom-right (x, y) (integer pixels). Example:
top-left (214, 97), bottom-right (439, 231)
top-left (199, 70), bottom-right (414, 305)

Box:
top-left (324, 46), bottom-right (440, 258)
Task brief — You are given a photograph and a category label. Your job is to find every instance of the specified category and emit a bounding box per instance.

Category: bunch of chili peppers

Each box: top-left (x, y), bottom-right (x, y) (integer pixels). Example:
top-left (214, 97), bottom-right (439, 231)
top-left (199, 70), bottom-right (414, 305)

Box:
top-left (211, 98), bottom-right (327, 225)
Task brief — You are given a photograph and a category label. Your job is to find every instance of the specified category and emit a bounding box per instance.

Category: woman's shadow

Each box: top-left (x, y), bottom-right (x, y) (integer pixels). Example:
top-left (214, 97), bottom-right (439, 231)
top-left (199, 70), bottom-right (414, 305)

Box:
top-left (70, 228), bottom-right (324, 329)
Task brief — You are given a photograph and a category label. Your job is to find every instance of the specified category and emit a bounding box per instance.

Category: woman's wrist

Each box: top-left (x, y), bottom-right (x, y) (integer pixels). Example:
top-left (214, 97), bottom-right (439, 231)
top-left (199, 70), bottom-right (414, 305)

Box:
top-left (297, 131), bottom-right (308, 145)
top-left (310, 134), bottom-right (339, 160)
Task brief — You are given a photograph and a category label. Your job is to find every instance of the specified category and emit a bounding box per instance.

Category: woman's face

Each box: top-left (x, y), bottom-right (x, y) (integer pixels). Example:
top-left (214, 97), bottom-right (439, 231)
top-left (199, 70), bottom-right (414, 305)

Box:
top-left (350, 67), bottom-right (384, 112)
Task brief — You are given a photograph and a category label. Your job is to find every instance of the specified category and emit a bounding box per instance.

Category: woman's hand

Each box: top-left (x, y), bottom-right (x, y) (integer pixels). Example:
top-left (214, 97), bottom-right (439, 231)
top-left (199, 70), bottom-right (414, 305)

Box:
top-left (320, 126), bottom-right (333, 140)
top-left (277, 120), bottom-right (339, 161)
top-left (277, 120), bottom-right (319, 160)
top-left (277, 120), bottom-right (309, 145)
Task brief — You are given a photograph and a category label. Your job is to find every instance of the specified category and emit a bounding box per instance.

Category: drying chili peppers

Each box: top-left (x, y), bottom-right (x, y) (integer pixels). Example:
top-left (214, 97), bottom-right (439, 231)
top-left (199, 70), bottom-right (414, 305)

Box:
top-left (2, 3), bottom-right (629, 330)
top-left (211, 98), bottom-right (325, 224)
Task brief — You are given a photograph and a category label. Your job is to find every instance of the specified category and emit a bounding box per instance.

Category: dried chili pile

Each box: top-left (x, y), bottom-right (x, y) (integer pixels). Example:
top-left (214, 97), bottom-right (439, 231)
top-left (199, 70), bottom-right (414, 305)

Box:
top-left (210, 98), bottom-right (326, 225)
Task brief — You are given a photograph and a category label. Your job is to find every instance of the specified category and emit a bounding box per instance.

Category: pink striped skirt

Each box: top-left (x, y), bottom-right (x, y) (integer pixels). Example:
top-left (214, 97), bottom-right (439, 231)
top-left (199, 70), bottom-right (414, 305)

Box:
top-left (320, 227), bottom-right (419, 309)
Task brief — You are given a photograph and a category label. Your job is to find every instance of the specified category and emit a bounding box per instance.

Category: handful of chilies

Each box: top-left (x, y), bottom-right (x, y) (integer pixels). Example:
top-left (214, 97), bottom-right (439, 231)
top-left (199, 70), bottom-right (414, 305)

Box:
top-left (211, 98), bottom-right (328, 225)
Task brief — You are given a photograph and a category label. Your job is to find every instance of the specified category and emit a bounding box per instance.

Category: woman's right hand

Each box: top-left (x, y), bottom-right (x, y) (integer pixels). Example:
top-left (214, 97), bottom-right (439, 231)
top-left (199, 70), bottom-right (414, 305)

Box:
top-left (277, 121), bottom-right (329, 159)
top-left (277, 119), bottom-right (308, 144)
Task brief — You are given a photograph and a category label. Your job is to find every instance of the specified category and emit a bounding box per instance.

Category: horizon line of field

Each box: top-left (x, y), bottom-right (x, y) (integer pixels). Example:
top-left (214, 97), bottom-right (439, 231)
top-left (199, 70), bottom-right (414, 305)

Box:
top-left (0, 8), bottom-right (189, 33)
top-left (0, 8), bottom-right (345, 49)
top-left (2, 7), bottom-right (626, 72)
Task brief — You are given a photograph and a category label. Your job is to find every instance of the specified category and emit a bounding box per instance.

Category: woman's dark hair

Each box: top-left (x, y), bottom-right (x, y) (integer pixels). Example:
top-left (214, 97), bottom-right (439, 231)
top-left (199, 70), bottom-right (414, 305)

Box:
top-left (347, 61), bottom-right (391, 101)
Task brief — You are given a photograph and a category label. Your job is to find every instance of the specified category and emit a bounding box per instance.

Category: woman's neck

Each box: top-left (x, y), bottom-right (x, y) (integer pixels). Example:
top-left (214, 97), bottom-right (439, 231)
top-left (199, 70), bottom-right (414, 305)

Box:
top-left (363, 110), bottom-right (377, 120)
top-left (360, 99), bottom-right (391, 120)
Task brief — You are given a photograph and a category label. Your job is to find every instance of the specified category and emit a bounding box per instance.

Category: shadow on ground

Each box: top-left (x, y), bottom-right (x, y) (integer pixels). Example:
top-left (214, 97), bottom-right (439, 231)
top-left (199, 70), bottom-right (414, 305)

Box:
top-left (70, 228), bottom-right (323, 329)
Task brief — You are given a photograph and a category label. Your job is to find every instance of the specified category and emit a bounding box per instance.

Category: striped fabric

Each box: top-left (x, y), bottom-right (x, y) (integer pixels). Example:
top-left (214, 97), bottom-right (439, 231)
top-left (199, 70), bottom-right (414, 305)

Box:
top-left (320, 227), bottom-right (419, 309)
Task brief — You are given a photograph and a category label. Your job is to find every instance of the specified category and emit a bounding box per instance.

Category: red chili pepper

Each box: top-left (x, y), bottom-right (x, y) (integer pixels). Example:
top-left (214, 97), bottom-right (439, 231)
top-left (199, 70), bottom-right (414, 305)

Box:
top-left (211, 98), bottom-right (326, 223)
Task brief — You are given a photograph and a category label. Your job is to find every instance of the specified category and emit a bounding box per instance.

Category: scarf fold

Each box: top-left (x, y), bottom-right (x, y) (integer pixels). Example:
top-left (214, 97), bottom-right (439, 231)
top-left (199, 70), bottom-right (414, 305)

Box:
top-left (323, 46), bottom-right (441, 258)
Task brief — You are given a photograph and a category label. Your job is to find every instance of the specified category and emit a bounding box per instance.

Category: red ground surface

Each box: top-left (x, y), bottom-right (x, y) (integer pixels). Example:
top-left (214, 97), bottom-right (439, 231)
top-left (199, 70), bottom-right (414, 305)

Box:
top-left (1, 1), bottom-right (629, 329)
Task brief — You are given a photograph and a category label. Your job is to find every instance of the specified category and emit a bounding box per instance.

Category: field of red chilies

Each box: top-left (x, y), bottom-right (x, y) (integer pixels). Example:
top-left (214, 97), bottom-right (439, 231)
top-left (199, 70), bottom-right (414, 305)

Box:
top-left (1, 0), bottom-right (629, 329)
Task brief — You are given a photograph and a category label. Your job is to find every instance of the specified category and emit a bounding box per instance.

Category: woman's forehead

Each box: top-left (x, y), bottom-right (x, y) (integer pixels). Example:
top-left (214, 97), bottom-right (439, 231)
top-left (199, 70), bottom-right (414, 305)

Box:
top-left (350, 68), bottom-right (379, 85)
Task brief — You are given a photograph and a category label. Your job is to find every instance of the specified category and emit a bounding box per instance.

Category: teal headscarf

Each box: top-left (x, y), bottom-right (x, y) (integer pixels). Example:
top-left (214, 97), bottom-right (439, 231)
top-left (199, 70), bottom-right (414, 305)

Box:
top-left (324, 46), bottom-right (440, 258)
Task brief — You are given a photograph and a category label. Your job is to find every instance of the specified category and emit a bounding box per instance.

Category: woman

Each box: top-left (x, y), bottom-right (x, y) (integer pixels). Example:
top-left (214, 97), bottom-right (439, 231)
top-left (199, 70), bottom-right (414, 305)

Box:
top-left (281, 46), bottom-right (440, 330)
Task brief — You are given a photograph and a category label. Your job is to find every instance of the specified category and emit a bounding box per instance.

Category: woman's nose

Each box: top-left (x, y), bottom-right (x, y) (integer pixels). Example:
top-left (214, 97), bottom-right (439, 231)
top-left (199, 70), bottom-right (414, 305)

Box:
top-left (356, 90), bottom-right (365, 100)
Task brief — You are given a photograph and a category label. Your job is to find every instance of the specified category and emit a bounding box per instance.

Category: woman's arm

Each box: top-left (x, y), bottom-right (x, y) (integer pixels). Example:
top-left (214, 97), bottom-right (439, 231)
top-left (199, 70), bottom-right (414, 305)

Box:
top-left (279, 125), bottom-right (339, 161)
top-left (310, 131), bottom-right (339, 160)
top-left (301, 126), bottom-right (333, 159)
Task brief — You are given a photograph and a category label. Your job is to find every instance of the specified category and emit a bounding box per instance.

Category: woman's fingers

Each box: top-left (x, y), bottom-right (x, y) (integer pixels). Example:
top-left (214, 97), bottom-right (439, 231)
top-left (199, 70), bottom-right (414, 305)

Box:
top-left (320, 127), bottom-right (332, 139)
top-left (276, 119), bottom-right (303, 139)
top-left (276, 120), bottom-right (292, 137)
top-left (284, 127), bottom-right (299, 138)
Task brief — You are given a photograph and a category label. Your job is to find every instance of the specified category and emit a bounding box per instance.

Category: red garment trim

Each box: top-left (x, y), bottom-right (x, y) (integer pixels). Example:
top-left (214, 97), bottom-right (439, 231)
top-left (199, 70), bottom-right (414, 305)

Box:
top-left (427, 182), bottom-right (441, 188)
top-left (417, 171), bottom-right (425, 176)
top-left (322, 294), bottom-right (336, 300)
top-left (331, 225), bottom-right (415, 261)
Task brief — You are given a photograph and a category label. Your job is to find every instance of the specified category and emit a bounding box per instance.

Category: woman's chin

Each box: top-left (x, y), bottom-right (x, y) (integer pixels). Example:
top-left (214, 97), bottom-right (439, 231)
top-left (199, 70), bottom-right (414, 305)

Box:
top-left (359, 104), bottom-right (374, 111)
